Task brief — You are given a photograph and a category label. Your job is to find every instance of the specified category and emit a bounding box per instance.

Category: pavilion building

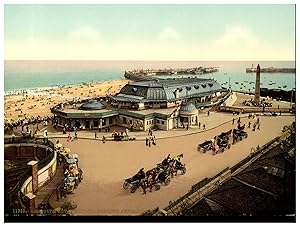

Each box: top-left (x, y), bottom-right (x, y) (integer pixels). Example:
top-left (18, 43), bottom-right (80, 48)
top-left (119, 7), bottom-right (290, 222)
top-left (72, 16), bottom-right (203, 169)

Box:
top-left (51, 78), bottom-right (230, 131)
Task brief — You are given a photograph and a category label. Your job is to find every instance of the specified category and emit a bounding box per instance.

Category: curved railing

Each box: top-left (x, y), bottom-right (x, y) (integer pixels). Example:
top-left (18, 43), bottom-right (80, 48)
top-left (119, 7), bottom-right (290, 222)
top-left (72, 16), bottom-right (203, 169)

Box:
top-left (5, 136), bottom-right (56, 213)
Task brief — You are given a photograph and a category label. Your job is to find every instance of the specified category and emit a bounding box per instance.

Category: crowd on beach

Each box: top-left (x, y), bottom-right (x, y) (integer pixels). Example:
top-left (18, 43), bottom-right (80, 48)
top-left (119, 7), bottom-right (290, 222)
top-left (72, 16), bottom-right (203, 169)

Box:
top-left (4, 115), bottom-right (53, 135)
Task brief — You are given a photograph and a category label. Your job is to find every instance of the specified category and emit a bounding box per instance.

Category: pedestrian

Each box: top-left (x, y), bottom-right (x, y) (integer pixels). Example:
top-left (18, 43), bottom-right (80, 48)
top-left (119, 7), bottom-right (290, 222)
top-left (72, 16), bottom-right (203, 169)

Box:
top-left (238, 117), bottom-right (241, 124)
top-left (252, 123), bottom-right (256, 131)
top-left (148, 128), bottom-right (151, 136)
top-left (152, 136), bottom-right (156, 146)
top-left (148, 139), bottom-right (151, 147)
top-left (146, 137), bottom-right (149, 146)
top-left (207, 111), bottom-right (210, 116)
top-left (102, 135), bottom-right (106, 143)
top-left (198, 122), bottom-right (201, 129)
top-left (203, 124), bottom-right (206, 130)
top-left (232, 118), bottom-right (235, 125)
top-left (186, 124), bottom-right (189, 130)
top-left (280, 110), bottom-right (282, 116)
top-left (257, 123), bottom-right (260, 130)
top-left (74, 130), bottom-right (77, 139)
top-left (21, 125), bottom-right (24, 131)
top-left (26, 126), bottom-right (29, 132)
top-left (37, 124), bottom-right (39, 131)
top-left (248, 122), bottom-right (251, 128)
top-left (95, 132), bottom-right (97, 139)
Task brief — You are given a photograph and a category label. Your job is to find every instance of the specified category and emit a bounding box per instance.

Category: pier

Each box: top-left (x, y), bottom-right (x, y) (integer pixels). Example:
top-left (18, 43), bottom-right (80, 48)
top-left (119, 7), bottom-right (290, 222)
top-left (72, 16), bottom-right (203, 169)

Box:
top-left (246, 67), bottom-right (295, 73)
top-left (124, 66), bottom-right (219, 81)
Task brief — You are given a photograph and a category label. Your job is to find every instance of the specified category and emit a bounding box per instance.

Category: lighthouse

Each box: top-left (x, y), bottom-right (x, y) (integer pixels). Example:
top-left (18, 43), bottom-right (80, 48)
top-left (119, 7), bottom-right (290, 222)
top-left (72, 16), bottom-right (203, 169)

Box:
top-left (254, 64), bottom-right (261, 103)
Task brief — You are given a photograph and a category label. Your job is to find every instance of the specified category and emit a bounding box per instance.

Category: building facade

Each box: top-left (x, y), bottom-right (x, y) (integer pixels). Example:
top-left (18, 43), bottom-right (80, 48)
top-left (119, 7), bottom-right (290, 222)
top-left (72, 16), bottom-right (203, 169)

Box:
top-left (51, 78), bottom-right (230, 131)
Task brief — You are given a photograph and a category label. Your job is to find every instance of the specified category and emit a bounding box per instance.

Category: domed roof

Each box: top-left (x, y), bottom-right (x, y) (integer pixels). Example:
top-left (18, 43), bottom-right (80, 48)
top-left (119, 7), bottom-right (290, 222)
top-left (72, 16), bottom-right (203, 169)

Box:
top-left (79, 99), bottom-right (105, 110)
top-left (179, 102), bottom-right (198, 115)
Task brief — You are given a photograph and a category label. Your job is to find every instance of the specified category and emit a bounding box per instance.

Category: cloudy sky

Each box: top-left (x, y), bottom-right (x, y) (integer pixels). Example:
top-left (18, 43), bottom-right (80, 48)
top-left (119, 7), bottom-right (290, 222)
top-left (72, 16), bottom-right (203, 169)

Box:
top-left (4, 4), bottom-right (295, 60)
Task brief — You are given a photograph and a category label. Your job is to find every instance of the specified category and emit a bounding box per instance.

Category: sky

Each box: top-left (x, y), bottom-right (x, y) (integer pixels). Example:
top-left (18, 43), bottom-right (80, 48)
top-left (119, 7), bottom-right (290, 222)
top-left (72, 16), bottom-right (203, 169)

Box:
top-left (4, 4), bottom-right (296, 61)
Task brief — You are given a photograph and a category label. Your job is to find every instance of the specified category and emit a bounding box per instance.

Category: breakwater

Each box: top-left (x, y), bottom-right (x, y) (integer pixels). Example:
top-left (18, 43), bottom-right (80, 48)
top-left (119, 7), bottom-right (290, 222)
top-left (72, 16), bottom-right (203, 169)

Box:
top-left (246, 67), bottom-right (295, 73)
top-left (124, 66), bottom-right (219, 81)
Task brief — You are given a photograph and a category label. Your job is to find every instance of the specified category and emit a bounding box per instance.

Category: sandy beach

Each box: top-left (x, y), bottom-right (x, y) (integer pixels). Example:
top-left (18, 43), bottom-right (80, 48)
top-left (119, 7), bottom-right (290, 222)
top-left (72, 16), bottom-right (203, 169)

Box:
top-left (4, 79), bottom-right (129, 122)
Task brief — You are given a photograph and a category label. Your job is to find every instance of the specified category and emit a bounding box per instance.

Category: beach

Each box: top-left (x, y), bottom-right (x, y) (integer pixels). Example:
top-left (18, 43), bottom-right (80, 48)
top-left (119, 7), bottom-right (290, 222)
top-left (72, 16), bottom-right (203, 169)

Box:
top-left (4, 79), bottom-right (129, 122)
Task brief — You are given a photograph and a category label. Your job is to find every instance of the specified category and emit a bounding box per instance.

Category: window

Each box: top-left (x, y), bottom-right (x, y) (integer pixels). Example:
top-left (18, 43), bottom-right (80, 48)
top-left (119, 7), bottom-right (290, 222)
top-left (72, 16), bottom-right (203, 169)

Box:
top-left (147, 121), bottom-right (148, 125)
top-left (123, 117), bottom-right (126, 124)
top-left (161, 121), bottom-right (164, 125)
top-left (130, 120), bottom-right (133, 124)
top-left (157, 120), bottom-right (160, 124)
top-left (109, 117), bottom-right (112, 124)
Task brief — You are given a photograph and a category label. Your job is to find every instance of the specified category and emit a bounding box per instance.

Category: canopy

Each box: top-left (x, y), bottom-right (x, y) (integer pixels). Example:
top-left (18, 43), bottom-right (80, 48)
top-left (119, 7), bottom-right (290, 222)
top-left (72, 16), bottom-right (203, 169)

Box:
top-left (67, 158), bottom-right (77, 164)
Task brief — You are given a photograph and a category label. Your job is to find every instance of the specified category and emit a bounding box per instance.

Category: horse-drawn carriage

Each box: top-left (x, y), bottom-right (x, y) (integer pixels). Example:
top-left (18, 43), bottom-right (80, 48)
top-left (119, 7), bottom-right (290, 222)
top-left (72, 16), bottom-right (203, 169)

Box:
top-left (197, 140), bottom-right (213, 153)
top-left (216, 129), bottom-right (232, 153)
top-left (233, 128), bottom-right (248, 144)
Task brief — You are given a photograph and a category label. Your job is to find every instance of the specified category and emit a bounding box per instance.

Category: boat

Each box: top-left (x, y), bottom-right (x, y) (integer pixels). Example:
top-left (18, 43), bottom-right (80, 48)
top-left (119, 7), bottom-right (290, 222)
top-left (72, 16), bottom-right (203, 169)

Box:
top-left (235, 82), bottom-right (239, 84)
top-left (283, 85), bottom-right (287, 88)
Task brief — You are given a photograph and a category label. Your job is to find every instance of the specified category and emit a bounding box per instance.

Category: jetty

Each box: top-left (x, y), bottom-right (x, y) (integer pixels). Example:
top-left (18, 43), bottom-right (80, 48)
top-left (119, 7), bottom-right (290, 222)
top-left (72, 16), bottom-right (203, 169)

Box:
top-left (124, 66), bottom-right (219, 81)
top-left (246, 65), bottom-right (295, 73)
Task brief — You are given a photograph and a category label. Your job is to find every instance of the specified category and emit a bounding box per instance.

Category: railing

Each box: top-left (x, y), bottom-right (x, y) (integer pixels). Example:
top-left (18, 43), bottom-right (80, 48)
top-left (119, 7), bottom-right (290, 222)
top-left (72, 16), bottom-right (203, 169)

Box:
top-left (163, 167), bottom-right (230, 212)
top-left (38, 151), bottom-right (55, 170)
top-left (219, 105), bottom-right (292, 113)
top-left (230, 136), bottom-right (280, 173)
top-left (4, 136), bottom-right (55, 150)
top-left (5, 137), bottom-right (56, 213)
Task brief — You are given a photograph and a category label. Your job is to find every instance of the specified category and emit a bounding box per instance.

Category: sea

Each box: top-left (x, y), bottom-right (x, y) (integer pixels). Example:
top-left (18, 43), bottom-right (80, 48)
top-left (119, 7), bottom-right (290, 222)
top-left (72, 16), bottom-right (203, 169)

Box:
top-left (4, 60), bottom-right (296, 95)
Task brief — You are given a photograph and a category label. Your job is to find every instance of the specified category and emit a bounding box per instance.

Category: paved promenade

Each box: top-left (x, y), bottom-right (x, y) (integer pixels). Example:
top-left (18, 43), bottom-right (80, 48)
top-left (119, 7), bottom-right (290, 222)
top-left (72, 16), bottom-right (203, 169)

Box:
top-left (38, 111), bottom-right (293, 141)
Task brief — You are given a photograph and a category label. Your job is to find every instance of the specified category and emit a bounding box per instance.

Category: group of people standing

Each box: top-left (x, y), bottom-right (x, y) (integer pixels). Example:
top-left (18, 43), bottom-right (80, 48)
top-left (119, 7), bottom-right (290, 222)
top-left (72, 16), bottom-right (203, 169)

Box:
top-left (146, 136), bottom-right (156, 147)
top-left (233, 114), bottom-right (261, 131)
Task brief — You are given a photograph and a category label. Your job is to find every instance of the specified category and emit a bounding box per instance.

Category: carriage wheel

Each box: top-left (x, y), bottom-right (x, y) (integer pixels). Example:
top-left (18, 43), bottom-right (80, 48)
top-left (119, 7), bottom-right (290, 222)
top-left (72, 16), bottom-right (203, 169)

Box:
top-left (165, 177), bottom-right (171, 186)
top-left (123, 181), bottom-right (129, 190)
top-left (154, 184), bottom-right (160, 191)
top-left (130, 185), bottom-right (137, 193)
top-left (181, 167), bottom-right (187, 175)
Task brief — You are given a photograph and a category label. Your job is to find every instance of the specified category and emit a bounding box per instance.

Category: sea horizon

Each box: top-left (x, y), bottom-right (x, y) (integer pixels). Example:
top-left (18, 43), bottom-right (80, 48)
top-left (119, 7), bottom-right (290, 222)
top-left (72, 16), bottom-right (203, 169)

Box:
top-left (4, 60), bottom-right (296, 94)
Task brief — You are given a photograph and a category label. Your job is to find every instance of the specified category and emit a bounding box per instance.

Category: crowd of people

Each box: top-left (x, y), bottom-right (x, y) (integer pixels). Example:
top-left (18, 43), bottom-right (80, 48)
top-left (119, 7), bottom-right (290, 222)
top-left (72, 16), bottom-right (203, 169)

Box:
top-left (4, 115), bottom-right (54, 138)
top-left (55, 141), bottom-right (83, 200)
top-left (242, 98), bottom-right (273, 108)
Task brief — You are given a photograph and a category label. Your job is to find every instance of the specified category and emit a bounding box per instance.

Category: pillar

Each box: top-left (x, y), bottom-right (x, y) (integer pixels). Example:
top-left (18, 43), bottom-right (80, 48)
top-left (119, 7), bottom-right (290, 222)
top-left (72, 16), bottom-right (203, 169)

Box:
top-left (254, 64), bottom-right (260, 103)
top-left (26, 193), bottom-right (36, 215)
top-left (27, 160), bottom-right (38, 193)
